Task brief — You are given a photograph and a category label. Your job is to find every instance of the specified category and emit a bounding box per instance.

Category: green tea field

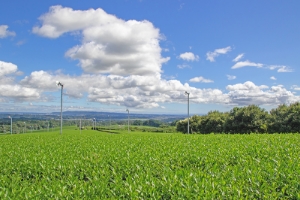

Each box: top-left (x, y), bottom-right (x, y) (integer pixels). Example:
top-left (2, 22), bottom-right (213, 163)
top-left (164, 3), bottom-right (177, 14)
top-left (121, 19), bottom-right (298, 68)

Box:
top-left (0, 128), bottom-right (299, 199)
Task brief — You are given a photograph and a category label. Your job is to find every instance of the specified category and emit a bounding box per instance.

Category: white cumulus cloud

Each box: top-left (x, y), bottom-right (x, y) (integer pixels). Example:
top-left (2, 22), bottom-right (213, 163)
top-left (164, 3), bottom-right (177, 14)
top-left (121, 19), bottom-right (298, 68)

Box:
top-left (0, 61), bottom-right (21, 85)
top-left (189, 76), bottom-right (213, 83)
top-left (19, 70), bottom-right (228, 108)
top-left (0, 61), bottom-right (18, 77)
top-left (226, 81), bottom-right (299, 106)
top-left (0, 85), bottom-right (40, 101)
top-left (270, 76), bottom-right (276, 80)
top-left (178, 52), bottom-right (199, 61)
top-left (0, 25), bottom-right (16, 38)
top-left (17, 70), bottom-right (300, 110)
top-left (33, 5), bottom-right (170, 76)
top-left (206, 46), bottom-right (232, 62)
top-left (2, 66), bottom-right (300, 111)
top-left (0, 62), bottom-right (40, 102)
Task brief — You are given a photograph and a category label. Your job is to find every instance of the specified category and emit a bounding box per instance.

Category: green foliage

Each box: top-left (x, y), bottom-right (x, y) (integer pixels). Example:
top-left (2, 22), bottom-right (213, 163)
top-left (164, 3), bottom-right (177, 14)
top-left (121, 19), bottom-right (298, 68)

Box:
top-left (176, 119), bottom-right (188, 133)
top-left (0, 131), bottom-right (299, 199)
top-left (177, 103), bottom-right (300, 134)
top-left (131, 120), bottom-right (144, 126)
top-left (0, 119), bottom-right (78, 134)
top-left (131, 119), bottom-right (167, 128)
top-left (199, 111), bottom-right (227, 134)
top-left (269, 102), bottom-right (300, 133)
top-left (95, 123), bottom-right (176, 133)
top-left (224, 105), bottom-right (269, 134)
top-left (143, 119), bottom-right (164, 127)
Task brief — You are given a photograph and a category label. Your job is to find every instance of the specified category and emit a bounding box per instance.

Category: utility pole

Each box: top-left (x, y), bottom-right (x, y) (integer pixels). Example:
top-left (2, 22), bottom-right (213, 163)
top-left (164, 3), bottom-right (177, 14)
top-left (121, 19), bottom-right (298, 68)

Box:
top-left (56, 81), bottom-right (64, 134)
top-left (8, 116), bottom-right (12, 134)
top-left (185, 91), bottom-right (190, 134)
top-left (126, 109), bottom-right (130, 133)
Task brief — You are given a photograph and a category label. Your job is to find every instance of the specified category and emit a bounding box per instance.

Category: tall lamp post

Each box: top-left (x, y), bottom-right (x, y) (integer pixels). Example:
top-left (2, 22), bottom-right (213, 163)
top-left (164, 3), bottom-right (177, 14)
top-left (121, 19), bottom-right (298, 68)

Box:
top-left (108, 115), bottom-right (111, 130)
top-left (93, 118), bottom-right (96, 130)
top-left (126, 109), bottom-right (130, 133)
top-left (185, 91), bottom-right (190, 134)
top-left (8, 116), bottom-right (12, 134)
top-left (80, 119), bottom-right (82, 134)
top-left (56, 81), bottom-right (63, 134)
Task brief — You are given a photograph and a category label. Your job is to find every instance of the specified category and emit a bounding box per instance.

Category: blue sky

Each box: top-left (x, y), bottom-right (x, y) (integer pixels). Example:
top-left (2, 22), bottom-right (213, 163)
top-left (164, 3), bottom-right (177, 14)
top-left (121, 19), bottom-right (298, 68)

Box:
top-left (0, 0), bottom-right (299, 114)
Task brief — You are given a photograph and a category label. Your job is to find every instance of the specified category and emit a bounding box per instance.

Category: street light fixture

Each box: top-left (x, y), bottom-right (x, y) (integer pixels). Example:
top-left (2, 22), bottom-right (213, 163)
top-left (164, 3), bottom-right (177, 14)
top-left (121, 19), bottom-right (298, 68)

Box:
top-left (185, 91), bottom-right (190, 134)
top-left (8, 116), bottom-right (12, 134)
top-left (56, 81), bottom-right (64, 134)
top-left (126, 109), bottom-right (130, 133)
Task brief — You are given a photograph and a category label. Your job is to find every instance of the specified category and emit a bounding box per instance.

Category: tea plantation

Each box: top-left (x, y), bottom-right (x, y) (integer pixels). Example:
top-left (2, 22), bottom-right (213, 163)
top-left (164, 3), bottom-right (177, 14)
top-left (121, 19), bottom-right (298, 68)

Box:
top-left (0, 128), bottom-right (299, 199)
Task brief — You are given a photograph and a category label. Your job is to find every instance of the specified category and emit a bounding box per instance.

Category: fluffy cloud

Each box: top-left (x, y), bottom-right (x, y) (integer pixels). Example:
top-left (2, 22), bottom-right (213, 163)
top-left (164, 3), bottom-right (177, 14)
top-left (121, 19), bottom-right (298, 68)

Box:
top-left (0, 85), bottom-right (40, 101)
top-left (227, 81), bottom-right (268, 91)
top-left (206, 46), bottom-right (231, 62)
top-left (232, 53), bottom-right (244, 62)
top-left (33, 5), bottom-right (169, 76)
top-left (32, 6), bottom-right (120, 38)
top-left (19, 70), bottom-right (228, 108)
top-left (0, 25), bottom-right (16, 38)
top-left (231, 60), bottom-right (263, 69)
top-left (0, 61), bottom-right (18, 77)
top-left (270, 76), bottom-right (276, 80)
top-left (178, 52), bottom-right (199, 61)
top-left (189, 76), bottom-right (213, 83)
top-left (0, 62), bottom-right (40, 102)
top-left (9, 69), bottom-right (300, 109)
top-left (226, 81), bottom-right (300, 105)
top-left (2, 65), bottom-right (300, 110)
top-left (0, 61), bottom-right (21, 85)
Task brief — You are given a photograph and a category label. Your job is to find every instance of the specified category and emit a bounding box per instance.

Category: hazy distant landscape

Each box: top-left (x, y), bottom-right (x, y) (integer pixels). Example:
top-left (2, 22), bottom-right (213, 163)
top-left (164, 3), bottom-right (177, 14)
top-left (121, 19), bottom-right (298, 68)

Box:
top-left (0, 111), bottom-right (185, 134)
top-left (0, 111), bottom-right (185, 121)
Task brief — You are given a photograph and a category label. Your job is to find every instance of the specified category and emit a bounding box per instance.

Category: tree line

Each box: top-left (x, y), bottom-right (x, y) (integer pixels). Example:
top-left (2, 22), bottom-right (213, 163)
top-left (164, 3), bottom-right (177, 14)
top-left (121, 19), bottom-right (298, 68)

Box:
top-left (0, 119), bottom-right (82, 134)
top-left (131, 119), bottom-right (166, 127)
top-left (176, 102), bottom-right (300, 134)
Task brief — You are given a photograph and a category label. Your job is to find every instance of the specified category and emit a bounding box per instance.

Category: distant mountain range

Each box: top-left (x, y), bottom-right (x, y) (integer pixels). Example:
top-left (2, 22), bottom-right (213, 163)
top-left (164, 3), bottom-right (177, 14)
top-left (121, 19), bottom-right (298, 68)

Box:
top-left (0, 111), bottom-right (186, 123)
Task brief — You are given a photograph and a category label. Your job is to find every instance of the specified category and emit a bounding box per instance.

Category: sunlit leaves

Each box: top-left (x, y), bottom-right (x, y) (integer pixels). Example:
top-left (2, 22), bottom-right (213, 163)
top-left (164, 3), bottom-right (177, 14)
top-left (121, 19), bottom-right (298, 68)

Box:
top-left (0, 132), bottom-right (299, 198)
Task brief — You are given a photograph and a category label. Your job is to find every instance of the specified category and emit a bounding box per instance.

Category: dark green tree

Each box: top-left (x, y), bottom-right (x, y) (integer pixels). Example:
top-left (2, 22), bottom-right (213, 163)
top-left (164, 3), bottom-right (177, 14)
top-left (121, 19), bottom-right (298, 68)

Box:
top-left (176, 119), bottom-right (188, 133)
top-left (224, 105), bottom-right (269, 134)
top-left (198, 111), bottom-right (227, 134)
top-left (269, 102), bottom-right (300, 133)
top-left (143, 119), bottom-right (164, 127)
top-left (189, 115), bottom-right (202, 133)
